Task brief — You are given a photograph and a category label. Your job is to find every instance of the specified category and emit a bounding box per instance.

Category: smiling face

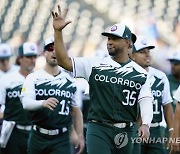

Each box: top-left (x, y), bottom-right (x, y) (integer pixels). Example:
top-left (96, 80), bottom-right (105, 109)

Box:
top-left (44, 44), bottom-right (58, 67)
top-left (107, 35), bottom-right (130, 57)
top-left (132, 48), bottom-right (151, 69)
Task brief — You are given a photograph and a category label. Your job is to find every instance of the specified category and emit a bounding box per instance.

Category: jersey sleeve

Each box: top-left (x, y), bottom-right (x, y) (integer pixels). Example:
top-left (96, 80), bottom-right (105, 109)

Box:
top-left (71, 57), bottom-right (101, 81)
top-left (173, 85), bottom-right (180, 102)
top-left (162, 75), bottom-right (173, 105)
top-left (21, 74), bottom-right (44, 110)
top-left (70, 89), bottom-right (82, 108)
top-left (138, 76), bottom-right (153, 102)
top-left (0, 77), bottom-right (6, 105)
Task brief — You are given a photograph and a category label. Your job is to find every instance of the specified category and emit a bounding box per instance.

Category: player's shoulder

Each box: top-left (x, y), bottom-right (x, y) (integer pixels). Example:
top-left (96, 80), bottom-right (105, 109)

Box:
top-left (26, 69), bottom-right (45, 79)
top-left (149, 67), bottom-right (167, 79)
top-left (60, 69), bottom-right (75, 82)
top-left (0, 71), bottom-right (20, 80)
top-left (130, 60), bottom-right (148, 74)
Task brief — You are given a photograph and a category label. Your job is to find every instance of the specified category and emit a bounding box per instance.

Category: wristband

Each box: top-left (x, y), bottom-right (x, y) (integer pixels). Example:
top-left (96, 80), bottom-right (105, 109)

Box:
top-left (168, 128), bottom-right (174, 131)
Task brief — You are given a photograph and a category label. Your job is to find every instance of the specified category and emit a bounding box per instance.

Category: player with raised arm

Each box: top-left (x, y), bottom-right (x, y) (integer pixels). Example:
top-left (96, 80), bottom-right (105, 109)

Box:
top-left (52, 5), bottom-right (153, 154)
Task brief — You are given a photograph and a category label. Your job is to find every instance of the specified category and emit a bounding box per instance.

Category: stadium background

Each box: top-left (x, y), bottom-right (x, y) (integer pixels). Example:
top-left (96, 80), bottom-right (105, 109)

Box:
top-left (0, 0), bottom-right (179, 74)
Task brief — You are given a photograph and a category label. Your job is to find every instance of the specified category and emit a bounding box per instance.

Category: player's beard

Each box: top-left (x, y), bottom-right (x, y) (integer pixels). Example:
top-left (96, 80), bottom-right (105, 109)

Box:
top-left (46, 58), bottom-right (58, 67)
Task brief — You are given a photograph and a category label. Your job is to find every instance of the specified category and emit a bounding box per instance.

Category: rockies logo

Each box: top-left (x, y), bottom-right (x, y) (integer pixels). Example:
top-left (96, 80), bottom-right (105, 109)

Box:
top-left (114, 132), bottom-right (128, 148)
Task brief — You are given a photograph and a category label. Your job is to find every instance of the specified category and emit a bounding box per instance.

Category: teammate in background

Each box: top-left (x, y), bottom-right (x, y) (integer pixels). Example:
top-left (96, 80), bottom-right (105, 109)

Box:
top-left (170, 85), bottom-right (180, 153)
top-left (167, 52), bottom-right (180, 111)
top-left (0, 43), bottom-right (19, 78)
top-left (21, 37), bottom-right (84, 154)
top-left (0, 42), bottom-right (38, 154)
top-left (52, 5), bottom-right (153, 154)
top-left (131, 36), bottom-right (174, 154)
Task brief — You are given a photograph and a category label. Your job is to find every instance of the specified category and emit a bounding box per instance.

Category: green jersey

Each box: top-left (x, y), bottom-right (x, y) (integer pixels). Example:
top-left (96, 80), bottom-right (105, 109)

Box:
top-left (0, 71), bottom-right (30, 125)
top-left (72, 57), bottom-right (152, 123)
top-left (21, 69), bottom-right (79, 129)
top-left (148, 67), bottom-right (172, 123)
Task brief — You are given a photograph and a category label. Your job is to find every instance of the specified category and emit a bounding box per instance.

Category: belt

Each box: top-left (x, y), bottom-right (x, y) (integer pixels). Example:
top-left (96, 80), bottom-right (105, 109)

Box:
top-left (33, 125), bottom-right (67, 136)
top-left (150, 122), bottom-right (160, 127)
top-left (90, 120), bottom-right (134, 128)
top-left (16, 124), bottom-right (32, 131)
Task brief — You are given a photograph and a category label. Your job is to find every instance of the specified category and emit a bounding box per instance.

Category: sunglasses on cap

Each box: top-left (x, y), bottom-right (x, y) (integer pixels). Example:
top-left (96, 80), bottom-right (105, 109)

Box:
top-left (44, 44), bottom-right (54, 52)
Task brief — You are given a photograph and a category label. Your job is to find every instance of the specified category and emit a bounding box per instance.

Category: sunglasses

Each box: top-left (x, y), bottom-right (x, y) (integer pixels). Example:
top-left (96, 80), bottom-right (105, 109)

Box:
top-left (44, 44), bottom-right (54, 52)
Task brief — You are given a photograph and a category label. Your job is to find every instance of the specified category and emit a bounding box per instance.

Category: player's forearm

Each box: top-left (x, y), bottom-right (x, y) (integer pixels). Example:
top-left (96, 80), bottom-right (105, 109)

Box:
top-left (72, 107), bottom-right (84, 139)
top-left (174, 103), bottom-right (180, 137)
top-left (22, 98), bottom-right (44, 111)
top-left (54, 30), bottom-right (73, 71)
top-left (163, 103), bottom-right (174, 130)
top-left (139, 98), bottom-right (153, 127)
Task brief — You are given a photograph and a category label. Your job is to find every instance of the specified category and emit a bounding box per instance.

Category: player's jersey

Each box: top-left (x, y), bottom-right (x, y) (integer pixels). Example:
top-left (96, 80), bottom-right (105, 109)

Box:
top-left (174, 85), bottom-right (180, 102)
top-left (0, 65), bottom-right (19, 78)
top-left (168, 75), bottom-right (180, 111)
top-left (0, 71), bottom-right (30, 125)
top-left (21, 69), bottom-right (79, 129)
top-left (148, 67), bottom-right (172, 123)
top-left (72, 56), bottom-right (152, 123)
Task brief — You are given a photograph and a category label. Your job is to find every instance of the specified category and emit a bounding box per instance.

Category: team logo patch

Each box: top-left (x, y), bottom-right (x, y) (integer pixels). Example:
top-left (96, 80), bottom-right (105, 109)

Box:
top-left (2, 49), bottom-right (7, 54)
top-left (30, 45), bottom-right (35, 50)
top-left (111, 25), bottom-right (117, 32)
top-left (21, 87), bottom-right (26, 92)
top-left (114, 132), bottom-right (128, 148)
top-left (141, 39), bottom-right (147, 45)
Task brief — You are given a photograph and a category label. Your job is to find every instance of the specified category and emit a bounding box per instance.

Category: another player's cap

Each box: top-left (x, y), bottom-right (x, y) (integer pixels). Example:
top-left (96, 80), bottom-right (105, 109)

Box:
top-left (44, 37), bottom-right (54, 49)
top-left (102, 23), bottom-right (137, 43)
top-left (0, 43), bottom-right (12, 59)
top-left (18, 42), bottom-right (38, 56)
top-left (133, 36), bottom-right (155, 52)
top-left (168, 51), bottom-right (180, 63)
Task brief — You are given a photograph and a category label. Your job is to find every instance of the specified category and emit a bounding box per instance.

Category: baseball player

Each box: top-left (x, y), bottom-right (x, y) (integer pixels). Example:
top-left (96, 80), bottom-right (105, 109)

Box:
top-left (170, 85), bottom-right (180, 153)
top-left (132, 36), bottom-right (174, 154)
top-left (0, 43), bottom-right (19, 78)
top-left (0, 42), bottom-right (38, 154)
top-left (21, 37), bottom-right (84, 154)
top-left (167, 52), bottom-right (180, 111)
top-left (52, 5), bottom-right (153, 154)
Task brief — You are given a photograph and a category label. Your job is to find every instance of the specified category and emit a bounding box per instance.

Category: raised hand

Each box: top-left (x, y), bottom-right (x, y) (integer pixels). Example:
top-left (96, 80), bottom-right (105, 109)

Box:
top-left (52, 5), bottom-right (71, 31)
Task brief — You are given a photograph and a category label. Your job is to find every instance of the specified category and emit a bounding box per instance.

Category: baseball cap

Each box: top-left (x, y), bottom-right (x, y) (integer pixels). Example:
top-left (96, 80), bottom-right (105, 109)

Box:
top-left (44, 37), bottom-right (54, 49)
top-left (18, 42), bottom-right (38, 56)
top-left (133, 36), bottom-right (155, 52)
top-left (0, 43), bottom-right (12, 59)
top-left (168, 51), bottom-right (180, 63)
top-left (102, 23), bottom-right (137, 43)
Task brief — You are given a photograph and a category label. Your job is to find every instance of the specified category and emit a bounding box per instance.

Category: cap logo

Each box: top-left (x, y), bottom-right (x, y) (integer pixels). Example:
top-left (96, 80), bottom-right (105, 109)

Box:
top-left (141, 39), bottom-right (147, 45)
top-left (30, 45), bottom-right (35, 50)
top-left (111, 25), bottom-right (117, 32)
top-left (2, 49), bottom-right (7, 54)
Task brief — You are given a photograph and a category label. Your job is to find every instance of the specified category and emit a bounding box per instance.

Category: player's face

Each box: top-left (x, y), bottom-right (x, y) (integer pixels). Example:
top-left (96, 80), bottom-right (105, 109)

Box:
top-left (132, 48), bottom-right (151, 69)
top-left (0, 58), bottom-right (10, 72)
top-left (107, 36), bottom-right (128, 56)
top-left (20, 56), bottom-right (37, 72)
top-left (44, 44), bottom-right (58, 67)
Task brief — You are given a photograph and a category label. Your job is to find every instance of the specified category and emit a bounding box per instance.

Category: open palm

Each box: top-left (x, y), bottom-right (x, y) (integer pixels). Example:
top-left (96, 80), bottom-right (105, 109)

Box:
top-left (52, 5), bottom-right (71, 31)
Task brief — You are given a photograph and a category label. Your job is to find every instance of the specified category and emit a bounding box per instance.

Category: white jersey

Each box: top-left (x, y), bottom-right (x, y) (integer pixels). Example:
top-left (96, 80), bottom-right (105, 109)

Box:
top-left (0, 71), bottom-right (30, 124)
top-left (21, 69), bottom-right (80, 129)
top-left (0, 65), bottom-right (19, 78)
top-left (148, 67), bottom-right (172, 123)
top-left (174, 85), bottom-right (180, 102)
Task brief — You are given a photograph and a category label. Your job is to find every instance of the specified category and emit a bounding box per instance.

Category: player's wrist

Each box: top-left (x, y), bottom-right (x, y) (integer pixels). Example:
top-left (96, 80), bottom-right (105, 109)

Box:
top-left (142, 123), bottom-right (150, 128)
top-left (168, 128), bottom-right (174, 132)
